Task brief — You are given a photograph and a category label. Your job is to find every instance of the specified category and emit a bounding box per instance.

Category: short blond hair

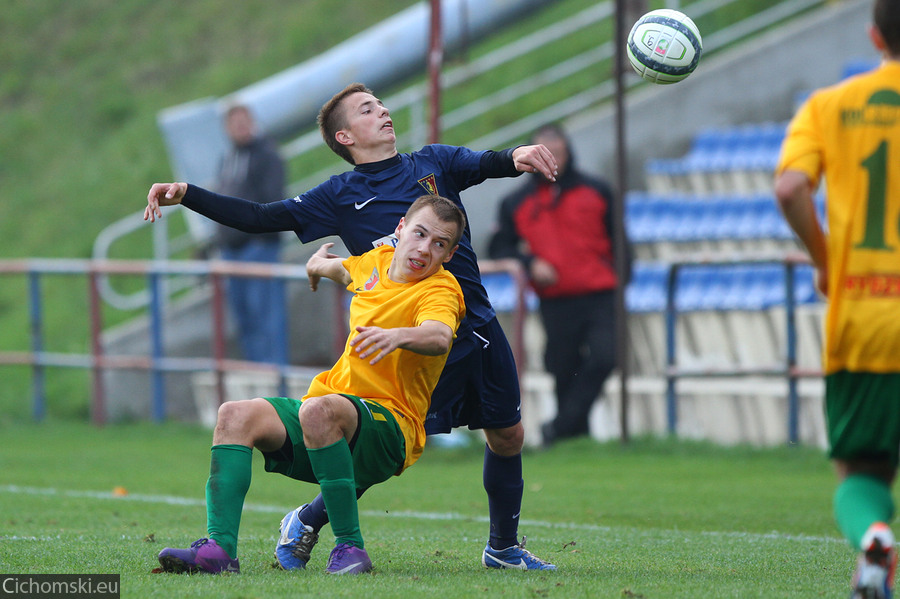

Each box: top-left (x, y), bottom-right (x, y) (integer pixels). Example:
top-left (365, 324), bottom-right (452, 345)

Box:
top-left (406, 195), bottom-right (467, 248)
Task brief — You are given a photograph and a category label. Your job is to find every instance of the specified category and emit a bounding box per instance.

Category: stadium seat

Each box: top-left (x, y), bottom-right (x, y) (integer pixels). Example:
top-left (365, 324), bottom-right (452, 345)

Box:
top-left (625, 261), bottom-right (669, 313)
top-left (481, 271), bottom-right (537, 313)
top-left (842, 58), bottom-right (879, 79)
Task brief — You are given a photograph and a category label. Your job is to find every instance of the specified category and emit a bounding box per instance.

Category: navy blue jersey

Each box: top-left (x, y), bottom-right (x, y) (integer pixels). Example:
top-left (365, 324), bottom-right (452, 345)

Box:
top-left (283, 144), bottom-right (501, 329)
top-left (179, 143), bottom-right (525, 430)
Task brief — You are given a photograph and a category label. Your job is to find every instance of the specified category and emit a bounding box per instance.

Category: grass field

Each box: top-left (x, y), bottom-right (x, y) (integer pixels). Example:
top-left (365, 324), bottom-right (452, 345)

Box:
top-left (0, 420), bottom-right (856, 598)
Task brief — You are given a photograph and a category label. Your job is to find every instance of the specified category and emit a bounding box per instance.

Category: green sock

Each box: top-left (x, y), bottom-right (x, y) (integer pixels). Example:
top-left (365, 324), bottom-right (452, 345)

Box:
top-left (206, 444), bottom-right (252, 559)
top-left (307, 439), bottom-right (363, 549)
top-left (834, 474), bottom-right (895, 550)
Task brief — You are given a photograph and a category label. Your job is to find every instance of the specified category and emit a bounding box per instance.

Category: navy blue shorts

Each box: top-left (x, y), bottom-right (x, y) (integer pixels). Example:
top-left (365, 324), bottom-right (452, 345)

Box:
top-left (424, 316), bottom-right (521, 434)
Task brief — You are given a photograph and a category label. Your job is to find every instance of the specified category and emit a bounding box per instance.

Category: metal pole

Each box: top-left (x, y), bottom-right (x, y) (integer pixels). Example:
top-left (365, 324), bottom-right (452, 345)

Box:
top-left (28, 271), bottom-right (46, 421)
top-left (784, 261), bottom-right (799, 445)
top-left (211, 272), bottom-right (228, 407)
top-left (665, 263), bottom-right (679, 435)
top-left (88, 270), bottom-right (106, 426)
top-left (148, 271), bottom-right (166, 422)
top-left (428, 0), bottom-right (443, 144)
top-left (276, 272), bottom-right (289, 398)
top-left (613, 0), bottom-right (631, 444)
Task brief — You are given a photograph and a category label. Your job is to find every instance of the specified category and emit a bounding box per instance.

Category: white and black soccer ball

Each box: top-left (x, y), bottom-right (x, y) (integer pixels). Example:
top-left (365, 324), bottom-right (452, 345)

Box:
top-left (626, 9), bottom-right (702, 84)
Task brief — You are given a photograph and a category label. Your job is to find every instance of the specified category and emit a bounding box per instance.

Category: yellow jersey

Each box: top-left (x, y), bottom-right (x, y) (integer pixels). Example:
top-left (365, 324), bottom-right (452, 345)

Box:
top-left (777, 61), bottom-right (900, 373)
top-left (304, 244), bottom-right (465, 470)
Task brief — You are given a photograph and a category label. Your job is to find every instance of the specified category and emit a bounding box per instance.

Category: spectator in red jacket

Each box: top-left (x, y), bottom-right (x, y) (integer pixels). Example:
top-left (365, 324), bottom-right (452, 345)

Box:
top-left (489, 123), bottom-right (630, 445)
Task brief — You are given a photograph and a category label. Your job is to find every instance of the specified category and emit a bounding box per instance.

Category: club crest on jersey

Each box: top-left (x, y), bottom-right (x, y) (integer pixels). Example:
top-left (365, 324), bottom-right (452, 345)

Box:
top-left (372, 234), bottom-right (398, 249)
top-left (417, 174), bottom-right (438, 196)
top-left (364, 267), bottom-right (379, 291)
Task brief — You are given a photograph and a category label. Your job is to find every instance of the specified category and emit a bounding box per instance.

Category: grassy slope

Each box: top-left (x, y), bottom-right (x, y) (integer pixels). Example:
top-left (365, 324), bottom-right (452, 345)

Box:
top-left (0, 0), bottom-right (419, 417)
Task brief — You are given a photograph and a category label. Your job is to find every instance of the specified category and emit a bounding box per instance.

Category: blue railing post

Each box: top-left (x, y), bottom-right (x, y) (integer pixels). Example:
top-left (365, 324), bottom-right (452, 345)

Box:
top-left (784, 261), bottom-right (799, 445)
top-left (148, 270), bottom-right (166, 422)
top-left (664, 263), bottom-right (679, 435)
top-left (276, 274), bottom-right (289, 398)
top-left (28, 270), bottom-right (46, 422)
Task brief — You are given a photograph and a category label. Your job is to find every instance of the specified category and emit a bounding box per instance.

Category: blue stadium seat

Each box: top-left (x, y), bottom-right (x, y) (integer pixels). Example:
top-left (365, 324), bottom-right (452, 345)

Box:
top-left (481, 271), bottom-right (538, 312)
top-left (842, 58), bottom-right (879, 79)
top-left (675, 265), bottom-right (719, 312)
top-left (792, 264), bottom-right (818, 305)
top-left (626, 261), bottom-right (669, 313)
top-left (625, 192), bottom-right (658, 244)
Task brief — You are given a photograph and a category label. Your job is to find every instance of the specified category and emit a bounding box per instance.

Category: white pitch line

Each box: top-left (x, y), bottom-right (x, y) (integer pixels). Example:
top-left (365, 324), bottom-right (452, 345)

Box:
top-left (0, 484), bottom-right (841, 545)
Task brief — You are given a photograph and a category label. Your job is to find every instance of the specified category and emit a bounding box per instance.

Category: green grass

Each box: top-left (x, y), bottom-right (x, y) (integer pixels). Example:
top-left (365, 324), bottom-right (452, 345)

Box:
top-left (0, 421), bottom-right (854, 598)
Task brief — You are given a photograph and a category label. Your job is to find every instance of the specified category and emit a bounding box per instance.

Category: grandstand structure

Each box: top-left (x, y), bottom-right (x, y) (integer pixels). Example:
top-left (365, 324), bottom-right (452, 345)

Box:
top-left (1, 0), bottom-right (878, 447)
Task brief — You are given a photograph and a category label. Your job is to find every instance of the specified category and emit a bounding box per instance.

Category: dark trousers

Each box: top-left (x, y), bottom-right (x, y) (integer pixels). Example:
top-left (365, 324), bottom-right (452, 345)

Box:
top-left (539, 291), bottom-right (616, 440)
top-left (221, 240), bottom-right (288, 364)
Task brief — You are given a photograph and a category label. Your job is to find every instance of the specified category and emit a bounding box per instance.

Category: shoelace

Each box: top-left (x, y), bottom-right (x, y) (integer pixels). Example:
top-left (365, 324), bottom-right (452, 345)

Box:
top-left (329, 543), bottom-right (352, 562)
top-left (290, 528), bottom-right (319, 559)
top-left (516, 536), bottom-right (553, 566)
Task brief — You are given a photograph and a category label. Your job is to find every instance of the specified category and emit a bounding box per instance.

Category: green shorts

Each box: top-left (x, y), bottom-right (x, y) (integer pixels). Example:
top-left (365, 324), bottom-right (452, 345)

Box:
top-left (261, 395), bottom-right (406, 491)
top-left (826, 371), bottom-right (900, 466)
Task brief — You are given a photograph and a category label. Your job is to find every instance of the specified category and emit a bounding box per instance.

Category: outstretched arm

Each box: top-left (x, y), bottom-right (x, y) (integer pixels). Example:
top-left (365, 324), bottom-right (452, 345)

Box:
top-left (144, 182), bottom-right (295, 233)
top-left (350, 320), bottom-right (454, 364)
top-left (306, 242), bottom-right (351, 291)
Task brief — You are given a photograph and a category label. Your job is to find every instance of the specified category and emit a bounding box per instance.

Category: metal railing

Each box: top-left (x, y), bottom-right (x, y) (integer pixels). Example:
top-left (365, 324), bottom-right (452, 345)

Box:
top-left (663, 255), bottom-right (822, 444)
top-left (0, 254), bottom-right (826, 445)
top-left (0, 259), bottom-right (343, 425)
top-left (0, 258), bottom-right (531, 426)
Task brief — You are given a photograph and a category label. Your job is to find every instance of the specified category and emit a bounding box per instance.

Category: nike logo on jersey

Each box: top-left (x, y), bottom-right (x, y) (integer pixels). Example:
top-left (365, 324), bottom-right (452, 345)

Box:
top-left (354, 196), bottom-right (377, 210)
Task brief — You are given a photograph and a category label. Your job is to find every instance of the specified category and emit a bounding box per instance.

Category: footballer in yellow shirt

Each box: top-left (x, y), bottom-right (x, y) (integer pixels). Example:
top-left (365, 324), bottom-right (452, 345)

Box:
top-left (775, 1), bottom-right (900, 595)
top-left (154, 195), bottom-right (465, 576)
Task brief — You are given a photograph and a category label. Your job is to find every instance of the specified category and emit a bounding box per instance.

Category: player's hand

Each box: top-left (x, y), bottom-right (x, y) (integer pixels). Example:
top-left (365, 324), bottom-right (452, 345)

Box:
top-left (529, 257), bottom-right (558, 288)
top-left (350, 325), bottom-right (400, 364)
top-left (512, 144), bottom-right (558, 182)
top-left (306, 242), bottom-right (341, 291)
top-left (144, 182), bottom-right (187, 222)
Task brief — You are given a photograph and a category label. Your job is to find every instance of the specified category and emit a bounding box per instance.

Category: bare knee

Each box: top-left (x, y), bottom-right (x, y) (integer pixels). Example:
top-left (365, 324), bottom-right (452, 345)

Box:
top-left (214, 400), bottom-right (253, 441)
top-left (484, 422), bottom-right (524, 456)
top-left (213, 398), bottom-right (283, 449)
top-left (298, 394), bottom-right (358, 448)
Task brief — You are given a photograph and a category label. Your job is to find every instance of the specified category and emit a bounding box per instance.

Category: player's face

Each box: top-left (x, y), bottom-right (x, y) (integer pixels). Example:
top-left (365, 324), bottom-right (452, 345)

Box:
top-left (388, 207), bottom-right (458, 284)
top-left (226, 109), bottom-right (256, 146)
top-left (340, 92), bottom-right (395, 150)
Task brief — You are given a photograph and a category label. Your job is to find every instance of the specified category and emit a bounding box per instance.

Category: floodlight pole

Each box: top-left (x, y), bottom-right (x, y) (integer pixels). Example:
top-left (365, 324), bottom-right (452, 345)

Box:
top-left (428, 0), bottom-right (443, 144)
top-left (613, 0), bottom-right (631, 445)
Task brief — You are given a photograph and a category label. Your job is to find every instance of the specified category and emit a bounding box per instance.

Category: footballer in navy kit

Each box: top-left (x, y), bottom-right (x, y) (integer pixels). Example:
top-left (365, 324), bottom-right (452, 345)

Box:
top-left (145, 82), bottom-right (560, 571)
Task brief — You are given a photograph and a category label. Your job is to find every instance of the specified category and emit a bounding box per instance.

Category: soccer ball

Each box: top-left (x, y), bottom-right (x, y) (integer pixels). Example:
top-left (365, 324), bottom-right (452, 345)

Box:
top-left (626, 9), bottom-right (702, 84)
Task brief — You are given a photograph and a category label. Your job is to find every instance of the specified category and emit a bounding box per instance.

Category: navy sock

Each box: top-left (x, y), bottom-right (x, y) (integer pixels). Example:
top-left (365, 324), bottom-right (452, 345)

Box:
top-left (483, 444), bottom-right (523, 550)
top-left (298, 494), bottom-right (330, 533)
top-left (299, 487), bottom-right (368, 533)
